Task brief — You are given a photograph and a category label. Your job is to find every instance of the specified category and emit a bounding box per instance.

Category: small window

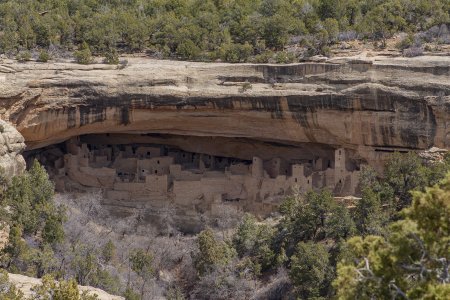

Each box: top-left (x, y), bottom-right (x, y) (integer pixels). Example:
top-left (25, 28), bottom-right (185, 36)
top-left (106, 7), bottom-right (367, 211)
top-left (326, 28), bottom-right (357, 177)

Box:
top-left (307, 180), bottom-right (310, 184)
top-left (155, 170), bottom-right (158, 174)
top-left (339, 150), bottom-right (341, 155)
top-left (142, 169), bottom-right (145, 173)
top-left (295, 178), bottom-right (298, 183)
top-left (157, 160), bottom-right (160, 164)
top-left (147, 152), bottom-right (150, 156)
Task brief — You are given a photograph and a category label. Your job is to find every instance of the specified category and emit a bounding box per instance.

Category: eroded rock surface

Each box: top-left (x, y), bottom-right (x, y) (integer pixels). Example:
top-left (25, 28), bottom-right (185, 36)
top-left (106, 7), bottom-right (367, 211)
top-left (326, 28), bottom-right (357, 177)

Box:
top-left (0, 120), bottom-right (25, 178)
top-left (1, 55), bottom-right (449, 223)
top-left (0, 56), bottom-right (449, 169)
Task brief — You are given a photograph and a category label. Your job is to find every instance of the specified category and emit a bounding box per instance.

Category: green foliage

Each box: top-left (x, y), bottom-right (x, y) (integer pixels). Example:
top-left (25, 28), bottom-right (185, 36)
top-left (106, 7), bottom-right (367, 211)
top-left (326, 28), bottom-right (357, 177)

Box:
top-left (42, 215), bottom-right (65, 245)
top-left (1, 158), bottom-right (64, 277)
top-left (101, 240), bottom-right (116, 264)
top-left (334, 172), bottom-right (450, 299)
top-left (279, 189), bottom-right (355, 247)
top-left (129, 249), bottom-right (154, 280)
top-left (326, 202), bottom-right (357, 240)
top-left (193, 229), bottom-right (235, 275)
top-left (0, 0), bottom-right (449, 61)
top-left (176, 40), bottom-right (201, 60)
top-left (74, 42), bottom-right (93, 65)
top-left (4, 160), bottom-right (64, 243)
top-left (323, 18), bottom-right (340, 42)
top-left (123, 287), bottom-right (140, 300)
top-left (384, 152), bottom-right (430, 210)
top-left (166, 286), bottom-right (185, 300)
top-left (90, 269), bottom-right (121, 296)
top-left (290, 241), bottom-right (331, 299)
top-left (396, 34), bottom-right (414, 50)
top-left (16, 51), bottom-right (31, 62)
top-left (37, 50), bottom-right (50, 62)
top-left (31, 274), bottom-right (99, 300)
top-left (232, 214), bottom-right (275, 271)
top-left (218, 42), bottom-right (253, 63)
top-left (103, 48), bottom-right (119, 65)
top-left (353, 187), bottom-right (388, 236)
top-left (274, 51), bottom-right (296, 64)
top-left (240, 82), bottom-right (253, 93)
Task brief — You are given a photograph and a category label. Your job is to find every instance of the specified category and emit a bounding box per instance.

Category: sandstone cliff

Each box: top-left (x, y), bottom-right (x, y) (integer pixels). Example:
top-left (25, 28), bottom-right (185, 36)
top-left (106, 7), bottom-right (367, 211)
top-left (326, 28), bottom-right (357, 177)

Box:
top-left (0, 55), bottom-right (449, 171)
top-left (0, 120), bottom-right (25, 178)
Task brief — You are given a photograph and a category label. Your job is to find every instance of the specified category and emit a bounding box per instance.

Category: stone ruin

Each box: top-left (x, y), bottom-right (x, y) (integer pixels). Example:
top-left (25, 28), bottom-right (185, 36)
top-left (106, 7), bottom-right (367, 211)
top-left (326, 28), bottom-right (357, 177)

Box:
top-left (28, 134), bottom-right (363, 218)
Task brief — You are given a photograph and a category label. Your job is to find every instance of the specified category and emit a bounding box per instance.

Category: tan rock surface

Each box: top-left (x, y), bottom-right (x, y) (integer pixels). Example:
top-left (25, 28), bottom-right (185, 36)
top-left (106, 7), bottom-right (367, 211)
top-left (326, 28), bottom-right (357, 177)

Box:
top-left (0, 120), bottom-right (25, 178)
top-left (1, 55), bottom-right (449, 170)
top-left (8, 273), bottom-right (124, 300)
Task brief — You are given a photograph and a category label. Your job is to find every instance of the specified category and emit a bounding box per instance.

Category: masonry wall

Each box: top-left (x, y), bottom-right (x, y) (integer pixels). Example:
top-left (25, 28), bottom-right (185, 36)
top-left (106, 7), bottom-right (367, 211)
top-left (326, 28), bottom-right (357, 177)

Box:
top-left (57, 140), bottom-right (362, 217)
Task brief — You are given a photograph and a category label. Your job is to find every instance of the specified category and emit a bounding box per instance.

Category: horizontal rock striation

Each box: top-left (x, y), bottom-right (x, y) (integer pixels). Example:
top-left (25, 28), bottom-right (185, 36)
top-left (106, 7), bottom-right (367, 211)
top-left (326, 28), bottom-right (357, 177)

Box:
top-left (1, 56), bottom-right (449, 171)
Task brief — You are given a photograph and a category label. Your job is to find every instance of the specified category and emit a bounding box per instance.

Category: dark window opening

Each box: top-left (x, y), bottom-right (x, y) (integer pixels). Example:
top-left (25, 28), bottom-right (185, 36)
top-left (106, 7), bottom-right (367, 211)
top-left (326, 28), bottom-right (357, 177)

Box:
top-left (295, 178), bottom-right (298, 183)
top-left (155, 170), bottom-right (157, 174)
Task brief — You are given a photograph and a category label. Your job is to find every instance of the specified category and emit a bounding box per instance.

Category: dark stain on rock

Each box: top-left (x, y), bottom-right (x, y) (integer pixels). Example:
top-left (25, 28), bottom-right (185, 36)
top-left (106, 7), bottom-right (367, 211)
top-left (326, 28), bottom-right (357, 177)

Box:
top-left (371, 124), bottom-right (378, 145)
top-left (256, 63), bottom-right (342, 83)
top-left (67, 107), bottom-right (76, 128)
top-left (59, 87), bottom-right (438, 149)
top-left (78, 105), bottom-right (106, 126)
top-left (120, 107), bottom-right (130, 125)
top-left (287, 93), bottom-right (353, 128)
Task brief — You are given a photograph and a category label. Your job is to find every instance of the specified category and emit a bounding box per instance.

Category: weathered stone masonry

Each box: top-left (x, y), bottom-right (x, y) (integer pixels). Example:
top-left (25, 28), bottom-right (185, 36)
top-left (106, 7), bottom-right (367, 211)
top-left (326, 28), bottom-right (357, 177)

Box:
top-left (32, 134), bottom-right (361, 217)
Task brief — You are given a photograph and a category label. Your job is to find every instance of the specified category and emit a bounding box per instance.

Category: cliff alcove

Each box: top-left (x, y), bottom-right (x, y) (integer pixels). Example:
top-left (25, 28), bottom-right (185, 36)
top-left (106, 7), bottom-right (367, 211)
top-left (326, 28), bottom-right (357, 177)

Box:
top-left (2, 56), bottom-right (448, 230)
top-left (23, 132), bottom-right (363, 231)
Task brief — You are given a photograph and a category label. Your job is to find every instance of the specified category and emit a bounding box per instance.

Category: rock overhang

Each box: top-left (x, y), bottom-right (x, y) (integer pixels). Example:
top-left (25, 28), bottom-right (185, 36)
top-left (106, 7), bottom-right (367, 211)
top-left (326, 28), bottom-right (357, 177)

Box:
top-left (0, 55), bottom-right (448, 171)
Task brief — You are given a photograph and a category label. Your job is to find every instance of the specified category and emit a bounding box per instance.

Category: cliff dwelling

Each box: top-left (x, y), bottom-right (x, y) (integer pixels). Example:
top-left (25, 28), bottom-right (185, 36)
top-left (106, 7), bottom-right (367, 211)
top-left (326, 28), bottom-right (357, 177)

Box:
top-left (5, 56), bottom-right (447, 231)
top-left (24, 133), bottom-right (363, 221)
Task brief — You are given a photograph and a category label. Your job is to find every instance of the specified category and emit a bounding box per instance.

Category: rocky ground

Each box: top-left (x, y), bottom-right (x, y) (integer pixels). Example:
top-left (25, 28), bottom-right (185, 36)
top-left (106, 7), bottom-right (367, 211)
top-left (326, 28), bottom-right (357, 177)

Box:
top-left (8, 273), bottom-right (124, 299)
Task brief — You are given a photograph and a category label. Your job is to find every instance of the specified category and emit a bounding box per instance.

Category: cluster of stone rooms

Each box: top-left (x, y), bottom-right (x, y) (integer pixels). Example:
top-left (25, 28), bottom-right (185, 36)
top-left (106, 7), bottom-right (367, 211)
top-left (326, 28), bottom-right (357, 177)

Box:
top-left (33, 136), bottom-right (362, 216)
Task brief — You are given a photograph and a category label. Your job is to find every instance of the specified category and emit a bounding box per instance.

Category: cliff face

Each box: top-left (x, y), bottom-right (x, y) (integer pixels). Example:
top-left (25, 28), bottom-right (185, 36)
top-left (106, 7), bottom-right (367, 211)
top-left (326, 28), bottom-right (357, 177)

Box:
top-left (1, 56), bottom-right (449, 171)
top-left (0, 120), bottom-right (25, 178)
